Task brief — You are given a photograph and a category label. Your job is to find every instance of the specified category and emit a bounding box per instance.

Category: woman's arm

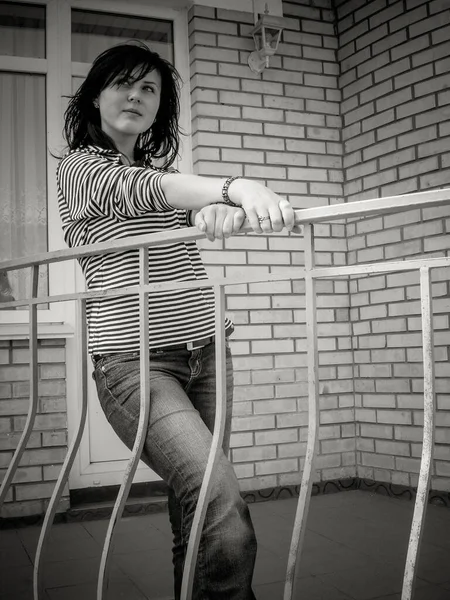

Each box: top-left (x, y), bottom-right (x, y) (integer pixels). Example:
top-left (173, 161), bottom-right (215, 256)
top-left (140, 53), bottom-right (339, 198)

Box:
top-left (161, 174), bottom-right (295, 234)
top-left (57, 152), bottom-right (172, 222)
top-left (58, 150), bottom-right (295, 234)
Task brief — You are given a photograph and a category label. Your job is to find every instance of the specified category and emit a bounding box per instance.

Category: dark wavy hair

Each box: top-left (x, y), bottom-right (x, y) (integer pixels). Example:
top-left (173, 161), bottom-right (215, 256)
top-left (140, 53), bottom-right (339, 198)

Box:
top-left (63, 41), bottom-right (182, 168)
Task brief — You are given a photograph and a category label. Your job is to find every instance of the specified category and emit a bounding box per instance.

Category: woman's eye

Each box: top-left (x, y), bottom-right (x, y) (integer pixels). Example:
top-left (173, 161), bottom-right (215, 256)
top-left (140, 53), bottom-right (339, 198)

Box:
top-left (143, 86), bottom-right (154, 93)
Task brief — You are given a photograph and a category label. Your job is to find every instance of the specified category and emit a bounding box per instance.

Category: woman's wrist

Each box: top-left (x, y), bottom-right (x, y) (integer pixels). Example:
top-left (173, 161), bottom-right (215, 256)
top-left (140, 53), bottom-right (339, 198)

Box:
top-left (221, 176), bottom-right (242, 207)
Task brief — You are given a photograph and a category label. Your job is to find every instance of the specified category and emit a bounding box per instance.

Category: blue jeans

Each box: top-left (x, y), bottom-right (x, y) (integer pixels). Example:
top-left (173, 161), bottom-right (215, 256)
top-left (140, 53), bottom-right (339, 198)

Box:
top-left (92, 341), bottom-right (257, 600)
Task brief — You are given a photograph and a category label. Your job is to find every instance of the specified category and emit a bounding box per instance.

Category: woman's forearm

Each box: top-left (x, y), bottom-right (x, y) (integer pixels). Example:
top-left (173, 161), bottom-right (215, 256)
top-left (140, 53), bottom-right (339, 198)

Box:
top-left (160, 173), bottom-right (231, 209)
top-left (161, 172), bottom-right (296, 234)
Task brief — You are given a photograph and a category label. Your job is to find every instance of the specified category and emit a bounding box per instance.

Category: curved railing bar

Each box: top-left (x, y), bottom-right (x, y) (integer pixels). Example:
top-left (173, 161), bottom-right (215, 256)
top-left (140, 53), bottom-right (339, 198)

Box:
top-left (401, 267), bottom-right (436, 600)
top-left (0, 228), bottom-right (205, 272)
top-left (97, 247), bottom-right (151, 600)
top-left (291, 187), bottom-right (450, 223)
top-left (1, 188), bottom-right (448, 599)
top-left (33, 298), bottom-right (89, 599)
top-left (4, 251), bottom-right (450, 313)
top-left (0, 269), bottom-right (307, 310)
top-left (1, 188), bottom-right (449, 274)
top-left (0, 265), bottom-right (39, 511)
top-left (283, 224), bottom-right (320, 600)
top-left (180, 284), bottom-right (228, 600)
top-left (308, 256), bottom-right (450, 279)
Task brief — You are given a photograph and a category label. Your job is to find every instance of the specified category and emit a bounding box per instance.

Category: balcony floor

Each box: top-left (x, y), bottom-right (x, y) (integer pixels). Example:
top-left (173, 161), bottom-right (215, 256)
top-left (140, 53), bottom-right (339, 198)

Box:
top-left (1, 490), bottom-right (450, 600)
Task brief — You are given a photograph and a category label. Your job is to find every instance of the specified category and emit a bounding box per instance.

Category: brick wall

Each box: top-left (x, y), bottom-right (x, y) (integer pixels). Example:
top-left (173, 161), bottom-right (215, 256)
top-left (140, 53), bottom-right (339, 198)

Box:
top-left (337, 0), bottom-right (450, 491)
top-left (188, 1), bottom-right (358, 491)
top-left (189, 0), bottom-right (450, 495)
top-left (0, 339), bottom-right (69, 518)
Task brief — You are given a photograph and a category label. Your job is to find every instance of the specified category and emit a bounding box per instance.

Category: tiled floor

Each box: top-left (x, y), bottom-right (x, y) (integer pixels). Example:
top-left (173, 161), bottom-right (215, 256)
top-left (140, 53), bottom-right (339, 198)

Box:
top-left (1, 490), bottom-right (450, 600)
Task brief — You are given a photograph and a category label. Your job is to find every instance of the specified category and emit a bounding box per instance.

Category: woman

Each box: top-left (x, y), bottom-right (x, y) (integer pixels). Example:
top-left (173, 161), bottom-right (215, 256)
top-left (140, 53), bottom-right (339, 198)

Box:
top-left (57, 41), bottom-right (297, 600)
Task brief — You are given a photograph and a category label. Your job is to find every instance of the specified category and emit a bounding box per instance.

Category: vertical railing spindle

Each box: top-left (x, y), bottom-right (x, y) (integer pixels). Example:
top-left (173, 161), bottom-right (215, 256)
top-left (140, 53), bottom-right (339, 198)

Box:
top-left (0, 266), bottom-right (39, 510)
top-left (401, 266), bottom-right (436, 600)
top-left (97, 248), bottom-right (151, 599)
top-left (33, 298), bottom-right (89, 599)
top-left (284, 223), bottom-right (320, 600)
top-left (180, 284), bottom-right (228, 600)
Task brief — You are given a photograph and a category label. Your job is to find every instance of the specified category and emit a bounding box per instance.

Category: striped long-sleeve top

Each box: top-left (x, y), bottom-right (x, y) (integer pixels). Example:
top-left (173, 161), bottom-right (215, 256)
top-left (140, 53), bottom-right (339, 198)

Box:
top-left (57, 145), bottom-right (231, 355)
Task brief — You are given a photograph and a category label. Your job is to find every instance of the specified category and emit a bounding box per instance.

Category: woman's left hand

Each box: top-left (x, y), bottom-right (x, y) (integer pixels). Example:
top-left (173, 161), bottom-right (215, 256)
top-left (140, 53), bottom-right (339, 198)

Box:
top-left (226, 179), bottom-right (296, 235)
top-left (195, 204), bottom-right (246, 241)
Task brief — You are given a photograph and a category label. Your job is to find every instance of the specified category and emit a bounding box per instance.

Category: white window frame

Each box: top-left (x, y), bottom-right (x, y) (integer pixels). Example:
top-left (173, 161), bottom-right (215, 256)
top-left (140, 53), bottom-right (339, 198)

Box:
top-left (0, 0), bottom-right (192, 330)
top-left (0, 0), bottom-right (67, 326)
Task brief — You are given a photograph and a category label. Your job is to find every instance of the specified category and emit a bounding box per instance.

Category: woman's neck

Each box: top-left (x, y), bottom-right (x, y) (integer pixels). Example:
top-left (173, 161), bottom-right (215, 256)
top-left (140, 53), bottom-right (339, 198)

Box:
top-left (113, 137), bottom-right (136, 165)
top-left (119, 152), bottom-right (133, 166)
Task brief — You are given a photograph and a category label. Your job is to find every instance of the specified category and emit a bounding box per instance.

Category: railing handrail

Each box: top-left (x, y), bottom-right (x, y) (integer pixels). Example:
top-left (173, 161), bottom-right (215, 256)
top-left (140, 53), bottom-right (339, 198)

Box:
top-left (1, 186), bottom-right (448, 600)
top-left (1, 187), bottom-right (449, 273)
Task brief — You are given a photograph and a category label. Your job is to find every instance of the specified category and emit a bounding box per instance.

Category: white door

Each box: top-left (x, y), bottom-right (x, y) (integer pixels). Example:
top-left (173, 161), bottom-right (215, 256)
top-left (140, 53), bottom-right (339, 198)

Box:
top-left (63, 1), bottom-right (192, 489)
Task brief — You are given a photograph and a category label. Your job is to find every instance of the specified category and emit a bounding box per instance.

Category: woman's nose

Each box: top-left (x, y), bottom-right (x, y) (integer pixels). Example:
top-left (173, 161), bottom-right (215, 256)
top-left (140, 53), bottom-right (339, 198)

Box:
top-left (128, 88), bottom-right (141, 102)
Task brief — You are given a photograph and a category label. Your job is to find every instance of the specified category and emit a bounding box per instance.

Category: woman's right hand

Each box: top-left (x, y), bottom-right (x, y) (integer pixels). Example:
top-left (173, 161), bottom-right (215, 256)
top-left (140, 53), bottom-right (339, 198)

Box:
top-left (227, 178), bottom-right (296, 235)
top-left (195, 204), bottom-right (246, 242)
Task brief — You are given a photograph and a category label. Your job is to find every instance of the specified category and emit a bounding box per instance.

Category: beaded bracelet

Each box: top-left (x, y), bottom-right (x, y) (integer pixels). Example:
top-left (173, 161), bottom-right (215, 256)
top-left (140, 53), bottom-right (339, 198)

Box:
top-left (221, 175), bottom-right (241, 207)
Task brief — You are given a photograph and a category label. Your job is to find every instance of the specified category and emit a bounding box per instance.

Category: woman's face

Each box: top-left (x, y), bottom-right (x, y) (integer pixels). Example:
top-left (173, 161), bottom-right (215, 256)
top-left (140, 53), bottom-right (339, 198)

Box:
top-left (96, 67), bottom-right (162, 148)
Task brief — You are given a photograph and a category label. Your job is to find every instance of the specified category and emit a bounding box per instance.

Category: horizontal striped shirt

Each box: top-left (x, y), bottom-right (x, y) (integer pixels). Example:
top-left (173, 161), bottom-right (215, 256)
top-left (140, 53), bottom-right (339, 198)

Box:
top-left (57, 145), bottom-right (231, 355)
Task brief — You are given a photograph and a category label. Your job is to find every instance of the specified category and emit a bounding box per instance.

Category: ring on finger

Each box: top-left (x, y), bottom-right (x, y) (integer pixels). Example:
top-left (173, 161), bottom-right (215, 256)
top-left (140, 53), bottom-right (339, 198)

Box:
top-left (257, 215), bottom-right (270, 223)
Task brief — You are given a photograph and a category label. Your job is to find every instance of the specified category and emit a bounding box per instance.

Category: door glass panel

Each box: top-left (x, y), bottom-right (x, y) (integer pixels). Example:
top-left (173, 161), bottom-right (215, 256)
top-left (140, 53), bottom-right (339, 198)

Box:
top-left (71, 10), bottom-right (174, 63)
top-left (0, 72), bottom-right (48, 304)
top-left (0, 2), bottom-right (46, 58)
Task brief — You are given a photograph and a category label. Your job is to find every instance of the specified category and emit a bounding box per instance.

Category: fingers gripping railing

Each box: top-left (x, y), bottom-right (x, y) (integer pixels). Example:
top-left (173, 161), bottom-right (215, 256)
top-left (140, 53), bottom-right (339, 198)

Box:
top-left (1, 187), bottom-right (449, 600)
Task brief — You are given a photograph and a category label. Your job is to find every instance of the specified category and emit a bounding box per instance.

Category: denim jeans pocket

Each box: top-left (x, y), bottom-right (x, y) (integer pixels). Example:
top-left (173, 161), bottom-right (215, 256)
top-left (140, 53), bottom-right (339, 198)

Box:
top-left (95, 352), bottom-right (141, 409)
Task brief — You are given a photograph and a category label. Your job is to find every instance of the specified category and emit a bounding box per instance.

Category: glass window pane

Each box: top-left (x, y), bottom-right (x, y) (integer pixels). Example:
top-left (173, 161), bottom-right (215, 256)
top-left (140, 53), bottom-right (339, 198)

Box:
top-left (71, 10), bottom-right (174, 64)
top-left (0, 2), bottom-right (46, 59)
top-left (0, 72), bottom-right (48, 304)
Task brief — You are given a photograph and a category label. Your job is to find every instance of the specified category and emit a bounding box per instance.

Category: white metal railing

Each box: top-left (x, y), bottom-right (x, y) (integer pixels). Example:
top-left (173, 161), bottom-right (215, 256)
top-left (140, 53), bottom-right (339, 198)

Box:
top-left (0, 187), bottom-right (449, 600)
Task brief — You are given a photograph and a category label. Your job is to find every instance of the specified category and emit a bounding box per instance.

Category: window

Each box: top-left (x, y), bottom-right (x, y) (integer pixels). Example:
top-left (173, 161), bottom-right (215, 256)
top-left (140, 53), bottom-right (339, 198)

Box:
top-left (70, 8), bottom-right (176, 171)
top-left (0, 2), bottom-right (48, 304)
top-left (0, 1), bottom-right (45, 58)
top-left (0, 0), bottom-right (190, 318)
top-left (0, 0), bottom-right (191, 490)
top-left (71, 9), bottom-right (174, 63)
